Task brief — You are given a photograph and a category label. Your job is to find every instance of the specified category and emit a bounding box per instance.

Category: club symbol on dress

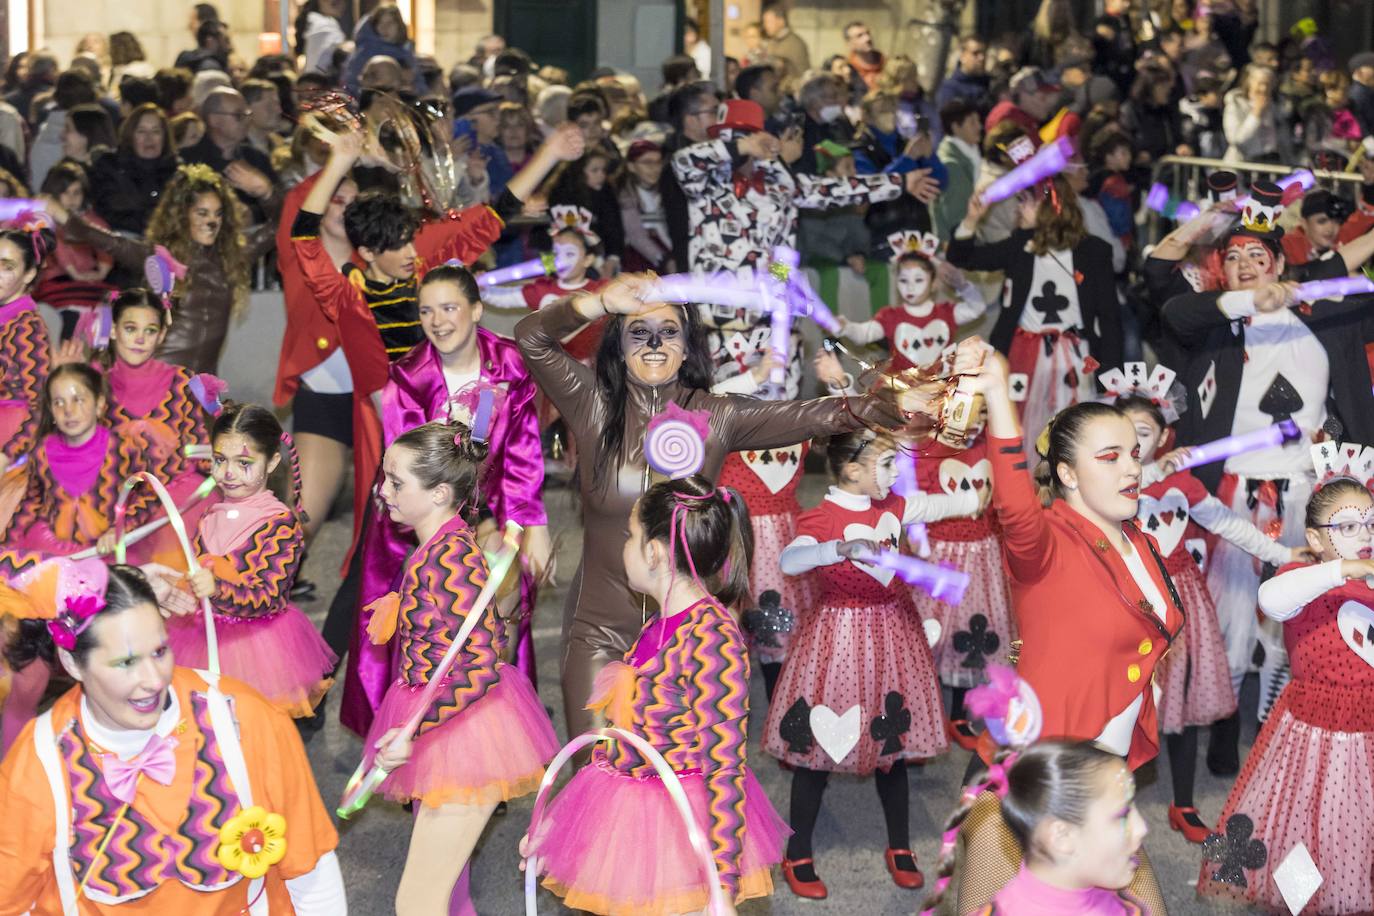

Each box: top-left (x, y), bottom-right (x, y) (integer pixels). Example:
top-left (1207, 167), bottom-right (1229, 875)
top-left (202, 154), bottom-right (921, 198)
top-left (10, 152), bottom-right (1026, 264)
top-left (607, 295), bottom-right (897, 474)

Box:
top-left (953, 614), bottom-right (1000, 670)
top-left (1031, 281), bottom-right (1069, 326)
top-left (1203, 814), bottom-right (1268, 888)
top-left (778, 697), bottom-right (815, 754)
top-left (741, 590), bottom-right (795, 649)
top-left (868, 691), bottom-right (911, 755)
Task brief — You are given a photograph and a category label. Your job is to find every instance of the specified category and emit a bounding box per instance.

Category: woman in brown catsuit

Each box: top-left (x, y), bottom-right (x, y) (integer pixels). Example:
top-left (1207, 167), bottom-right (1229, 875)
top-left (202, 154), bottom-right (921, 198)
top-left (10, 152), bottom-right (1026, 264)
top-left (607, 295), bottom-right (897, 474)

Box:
top-left (516, 274), bottom-right (909, 736)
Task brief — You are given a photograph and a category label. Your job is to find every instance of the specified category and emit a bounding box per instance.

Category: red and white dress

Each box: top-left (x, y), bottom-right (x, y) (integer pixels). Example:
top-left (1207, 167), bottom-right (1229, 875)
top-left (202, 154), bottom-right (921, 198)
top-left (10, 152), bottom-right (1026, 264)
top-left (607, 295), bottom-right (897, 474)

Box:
top-left (1199, 563), bottom-right (1374, 913)
top-left (1138, 464), bottom-right (1290, 732)
top-left (842, 290), bottom-right (986, 374)
top-left (718, 442), bottom-right (815, 665)
top-left (910, 436), bottom-right (1015, 689)
top-left (762, 485), bottom-right (977, 774)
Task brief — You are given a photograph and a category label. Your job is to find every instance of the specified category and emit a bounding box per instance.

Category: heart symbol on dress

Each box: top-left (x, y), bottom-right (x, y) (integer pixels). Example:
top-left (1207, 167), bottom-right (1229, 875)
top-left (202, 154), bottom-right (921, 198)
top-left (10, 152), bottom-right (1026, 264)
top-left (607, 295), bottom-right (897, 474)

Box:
top-left (1337, 601), bottom-right (1374, 668)
top-left (938, 458), bottom-right (992, 497)
top-left (894, 318), bottom-right (951, 370)
top-left (844, 511), bottom-right (902, 585)
top-left (744, 443), bottom-right (804, 494)
top-left (1135, 487), bottom-right (1191, 558)
top-left (809, 703), bottom-right (861, 764)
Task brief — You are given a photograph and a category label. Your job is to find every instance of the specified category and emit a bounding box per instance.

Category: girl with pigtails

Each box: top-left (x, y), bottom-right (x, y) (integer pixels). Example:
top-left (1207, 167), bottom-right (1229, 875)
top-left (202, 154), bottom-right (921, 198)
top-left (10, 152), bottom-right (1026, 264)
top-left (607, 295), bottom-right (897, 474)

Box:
top-left (526, 475), bottom-right (787, 916)
top-left (153, 403), bottom-right (336, 719)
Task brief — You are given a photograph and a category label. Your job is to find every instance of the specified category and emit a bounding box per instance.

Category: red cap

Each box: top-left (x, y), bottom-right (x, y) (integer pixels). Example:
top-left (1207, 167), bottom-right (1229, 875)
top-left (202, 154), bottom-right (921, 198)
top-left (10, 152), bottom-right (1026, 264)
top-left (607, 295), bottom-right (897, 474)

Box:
top-left (708, 98), bottom-right (764, 138)
top-left (626, 139), bottom-right (662, 161)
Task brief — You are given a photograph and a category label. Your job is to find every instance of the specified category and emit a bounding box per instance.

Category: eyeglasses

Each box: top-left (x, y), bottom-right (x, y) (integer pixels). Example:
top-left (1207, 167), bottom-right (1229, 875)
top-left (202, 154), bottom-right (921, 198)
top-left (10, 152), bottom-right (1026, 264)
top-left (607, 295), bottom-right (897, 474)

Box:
top-left (1317, 520), bottom-right (1374, 537)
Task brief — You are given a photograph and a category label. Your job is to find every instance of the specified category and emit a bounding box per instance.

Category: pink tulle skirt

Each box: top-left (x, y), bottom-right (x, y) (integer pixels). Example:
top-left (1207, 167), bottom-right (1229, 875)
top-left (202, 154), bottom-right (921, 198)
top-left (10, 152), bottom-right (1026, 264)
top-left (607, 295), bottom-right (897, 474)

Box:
top-left (746, 511), bottom-right (815, 665)
top-left (1157, 561), bottom-right (1236, 732)
top-left (912, 534), bottom-right (1016, 688)
top-left (166, 604), bottom-right (335, 718)
top-left (763, 597), bottom-right (948, 774)
top-left (530, 759), bottom-right (788, 916)
top-left (366, 665), bottom-right (557, 807)
top-left (1198, 684), bottom-right (1374, 913)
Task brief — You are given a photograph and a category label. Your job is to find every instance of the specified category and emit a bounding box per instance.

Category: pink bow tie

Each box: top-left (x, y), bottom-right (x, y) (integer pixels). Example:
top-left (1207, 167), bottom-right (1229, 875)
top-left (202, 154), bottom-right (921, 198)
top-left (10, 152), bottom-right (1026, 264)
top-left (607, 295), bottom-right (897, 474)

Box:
top-left (101, 733), bottom-right (178, 804)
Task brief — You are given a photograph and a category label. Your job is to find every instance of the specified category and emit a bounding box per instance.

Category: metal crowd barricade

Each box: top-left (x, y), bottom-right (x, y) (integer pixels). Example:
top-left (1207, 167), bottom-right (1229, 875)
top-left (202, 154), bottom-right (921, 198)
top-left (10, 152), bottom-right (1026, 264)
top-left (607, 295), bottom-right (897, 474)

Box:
top-left (1143, 155), bottom-right (1365, 247)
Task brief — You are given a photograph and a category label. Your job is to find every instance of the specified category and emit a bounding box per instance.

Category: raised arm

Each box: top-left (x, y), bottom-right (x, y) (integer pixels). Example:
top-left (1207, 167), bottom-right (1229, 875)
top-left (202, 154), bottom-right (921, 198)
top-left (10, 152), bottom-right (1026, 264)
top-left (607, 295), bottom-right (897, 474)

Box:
top-left (513, 296), bottom-right (600, 422)
top-left (1188, 492), bottom-right (1292, 567)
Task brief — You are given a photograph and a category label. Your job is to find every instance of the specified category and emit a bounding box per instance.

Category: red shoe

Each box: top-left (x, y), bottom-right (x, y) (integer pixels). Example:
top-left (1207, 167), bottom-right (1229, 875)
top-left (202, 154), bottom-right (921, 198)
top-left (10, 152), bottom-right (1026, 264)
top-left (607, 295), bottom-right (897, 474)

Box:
top-left (782, 858), bottom-right (828, 899)
top-left (884, 848), bottom-right (925, 889)
top-left (1168, 805), bottom-right (1212, 844)
top-left (946, 719), bottom-right (979, 752)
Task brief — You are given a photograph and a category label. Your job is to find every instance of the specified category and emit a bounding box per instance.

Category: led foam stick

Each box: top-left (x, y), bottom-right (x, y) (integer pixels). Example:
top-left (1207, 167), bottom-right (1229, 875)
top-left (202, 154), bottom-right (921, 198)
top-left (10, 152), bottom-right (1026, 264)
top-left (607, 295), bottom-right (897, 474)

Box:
top-left (523, 728), bottom-right (729, 916)
top-left (1172, 419), bottom-right (1302, 470)
top-left (1294, 275), bottom-right (1374, 302)
top-left (646, 272), bottom-right (769, 311)
top-left (338, 522), bottom-right (523, 819)
top-left (769, 245), bottom-right (841, 334)
top-left (981, 137), bottom-right (1074, 204)
top-left (476, 250), bottom-right (573, 288)
top-left (761, 267), bottom-right (791, 385)
top-left (1276, 169), bottom-right (1315, 193)
top-left (1145, 183), bottom-right (1201, 221)
top-left (857, 548), bottom-right (970, 604)
top-left (0, 198), bottom-right (44, 221)
top-left (72, 477), bottom-right (217, 561)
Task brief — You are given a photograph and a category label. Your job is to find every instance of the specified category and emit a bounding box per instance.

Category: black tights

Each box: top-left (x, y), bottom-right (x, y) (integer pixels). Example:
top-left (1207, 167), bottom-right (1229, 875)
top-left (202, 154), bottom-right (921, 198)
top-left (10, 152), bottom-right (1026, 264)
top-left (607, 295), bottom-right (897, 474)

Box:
top-left (1166, 726), bottom-right (1199, 809)
top-left (761, 662), bottom-right (782, 704)
top-left (785, 761), bottom-right (910, 862)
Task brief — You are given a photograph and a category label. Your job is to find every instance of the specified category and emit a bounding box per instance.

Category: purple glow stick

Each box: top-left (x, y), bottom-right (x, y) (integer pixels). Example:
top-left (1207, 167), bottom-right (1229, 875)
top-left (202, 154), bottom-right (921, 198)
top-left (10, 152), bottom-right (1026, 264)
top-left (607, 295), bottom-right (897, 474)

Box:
top-left (770, 246), bottom-right (841, 333)
top-left (0, 198), bottom-right (43, 222)
top-left (1294, 275), bottom-right (1374, 302)
top-left (981, 137), bottom-right (1074, 204)
top-left (1172, 419), bottom-right (1302, 470)
top-left (1276, 170), bottom-right (1315, 193)
top-left (476, 250), bottom-right (572, 288)
top-left (1146, 183), bottom-right (1170, 212)
top-left (648, 273), bottom-right (768, 310)
top-left (858, 549), bottom-right (970, 603)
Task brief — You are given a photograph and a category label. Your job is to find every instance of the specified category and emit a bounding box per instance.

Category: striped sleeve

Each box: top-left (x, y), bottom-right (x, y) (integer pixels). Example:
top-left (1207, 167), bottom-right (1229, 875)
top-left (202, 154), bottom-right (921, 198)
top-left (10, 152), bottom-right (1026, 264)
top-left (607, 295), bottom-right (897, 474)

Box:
top-left (687, 605), bottom-right (750, 897)
top-left (2, 312), bottom-right (51, 462)
top-left (415, 534), bottom-right (501, 736)
top-left (208, 514), bottom-right (303, 619)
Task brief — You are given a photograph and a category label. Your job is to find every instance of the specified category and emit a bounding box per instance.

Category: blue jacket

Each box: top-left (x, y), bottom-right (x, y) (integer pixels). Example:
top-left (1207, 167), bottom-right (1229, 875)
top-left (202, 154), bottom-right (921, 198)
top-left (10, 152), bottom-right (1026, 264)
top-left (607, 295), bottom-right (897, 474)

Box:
top-left (935, 67), bottom-right (993, 116)
top-left (343, 17), bottom-right (427, 98)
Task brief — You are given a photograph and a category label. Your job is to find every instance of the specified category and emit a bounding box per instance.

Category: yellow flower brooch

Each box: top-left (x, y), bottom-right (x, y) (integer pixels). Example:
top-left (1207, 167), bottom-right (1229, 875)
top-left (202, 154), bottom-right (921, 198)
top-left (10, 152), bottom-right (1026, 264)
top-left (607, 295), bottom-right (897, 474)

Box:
top-left (216, 806), bottom-right (287, 879)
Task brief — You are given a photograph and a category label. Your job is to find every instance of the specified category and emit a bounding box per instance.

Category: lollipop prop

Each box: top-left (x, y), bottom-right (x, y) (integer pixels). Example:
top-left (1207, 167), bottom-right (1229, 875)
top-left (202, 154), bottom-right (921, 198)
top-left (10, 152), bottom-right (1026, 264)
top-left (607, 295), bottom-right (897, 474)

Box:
top-left (1172, 419), bottom-right (1302, 470)
top-left (523, 728), bottom-right (729, 916)
top-left (1294, 275), bottom-right (1374, 302)
top-left (981, 137), bottom-right (1074, 205)
top-left (337, 522), bottom-right (524, 819)
top-left (857, 548), bottom-right (970, 603)
top-left (477, 250), bottom-right (574, 288)
top-left (644, 403), bottom-right (709, 479)
top-left (112, 472), bottom-right (218, 670)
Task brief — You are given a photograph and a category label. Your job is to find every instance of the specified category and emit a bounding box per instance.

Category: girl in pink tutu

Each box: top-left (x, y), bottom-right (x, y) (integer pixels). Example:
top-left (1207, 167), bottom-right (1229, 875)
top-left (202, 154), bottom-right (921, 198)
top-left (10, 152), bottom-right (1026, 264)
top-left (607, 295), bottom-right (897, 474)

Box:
top-left (1118, 393), bottom-right (1302, 845)
top-left (364, 420), bottom-right (558, 915)
top-left (764, 428), bottom-right (984, 899)
top-left (911, 413), bottom-right (1015, 752)
top-left (526, 475), bottom-right (788, 916)
top-left (1198, 475), bottom-right (1374, 913)
top-left (97, 288), bottom-right (222, 564)
top-left (157, 403), bottom-right (335, 718)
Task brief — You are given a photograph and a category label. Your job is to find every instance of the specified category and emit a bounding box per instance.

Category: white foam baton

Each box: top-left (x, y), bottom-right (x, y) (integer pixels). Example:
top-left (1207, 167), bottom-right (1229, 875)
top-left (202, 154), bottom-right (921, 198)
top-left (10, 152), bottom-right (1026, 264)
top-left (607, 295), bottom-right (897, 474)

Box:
top-left (522, 727), bottom-right (729, 916)
top-left (71, 476), bottom-right (216, 561)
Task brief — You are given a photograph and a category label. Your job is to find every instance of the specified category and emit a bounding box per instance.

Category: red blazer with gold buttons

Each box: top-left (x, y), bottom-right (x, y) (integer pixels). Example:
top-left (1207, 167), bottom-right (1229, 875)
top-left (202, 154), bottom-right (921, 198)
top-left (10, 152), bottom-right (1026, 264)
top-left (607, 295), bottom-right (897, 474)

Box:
top-left (988, 436), bottom-right (1185, 770)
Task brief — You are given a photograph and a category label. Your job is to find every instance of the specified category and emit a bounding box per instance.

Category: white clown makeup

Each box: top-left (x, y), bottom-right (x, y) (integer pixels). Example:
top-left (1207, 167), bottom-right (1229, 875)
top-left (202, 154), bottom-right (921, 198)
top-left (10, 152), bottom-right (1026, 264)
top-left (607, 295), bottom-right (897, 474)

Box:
top-left (896, 262), bottom-right (935, 310)
top-left (211, 431), bottom-right (280, 500)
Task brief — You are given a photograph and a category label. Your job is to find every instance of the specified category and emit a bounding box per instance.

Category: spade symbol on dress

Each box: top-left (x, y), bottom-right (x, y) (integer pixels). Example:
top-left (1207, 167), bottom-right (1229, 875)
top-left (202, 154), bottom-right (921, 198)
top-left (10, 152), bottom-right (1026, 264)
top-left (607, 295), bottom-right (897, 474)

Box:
top-left (1258, 374), bottom-right (1303, 425)
top-left (1202, 814), bottom-right (1268, 888)
top-left (779, 697), bottom-right (815, 754)
top-left (741, 590), bottom-right (796, 649)
top-left (1031, 281), bottom-right (1069, 326)
top-left (868, 691), bottom-right (912, 755)
top-left (952, 614), bottom-right (1000, 669)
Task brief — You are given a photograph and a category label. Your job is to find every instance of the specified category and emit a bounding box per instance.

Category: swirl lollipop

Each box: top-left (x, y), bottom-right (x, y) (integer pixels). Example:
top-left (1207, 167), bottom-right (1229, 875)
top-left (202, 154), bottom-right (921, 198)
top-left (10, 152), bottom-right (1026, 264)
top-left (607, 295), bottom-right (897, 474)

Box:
top-left (644, 402), bottom-right (710, 479)
top-left (145, 245), bottom-right (188, 305)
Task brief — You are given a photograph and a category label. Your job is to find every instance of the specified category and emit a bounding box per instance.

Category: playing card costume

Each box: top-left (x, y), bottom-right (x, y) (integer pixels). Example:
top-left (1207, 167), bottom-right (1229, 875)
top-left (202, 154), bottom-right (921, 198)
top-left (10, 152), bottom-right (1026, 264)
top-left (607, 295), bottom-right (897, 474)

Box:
top-left (945, 148), bottom-right (1120, 461)
top-left (1161, 182), bottom-right (1374, 728)
top-left (1198, 559), bottom-right (1374, 913)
